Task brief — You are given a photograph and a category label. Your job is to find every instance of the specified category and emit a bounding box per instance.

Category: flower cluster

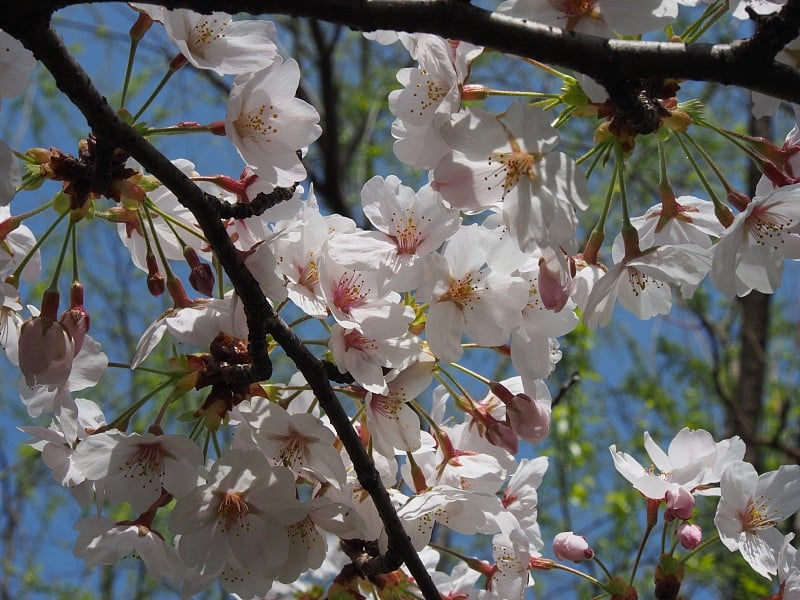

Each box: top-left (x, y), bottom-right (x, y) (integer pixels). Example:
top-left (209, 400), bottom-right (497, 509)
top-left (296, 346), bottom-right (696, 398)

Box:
top-left (0, 1), bottom-right (799, 598)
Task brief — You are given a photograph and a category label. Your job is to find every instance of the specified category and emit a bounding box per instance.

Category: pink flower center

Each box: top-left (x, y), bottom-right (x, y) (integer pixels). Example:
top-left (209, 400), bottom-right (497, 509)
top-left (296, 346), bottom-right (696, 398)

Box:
top-left (485, 150), bottom-right (537, 198)
top-left (235, 104), bottom-right (279, 141)
top-left (747, 204), bottom-right (796, 249)
top-left (741, 495), bottom-right (780, 531)
top-left (216, 490), bottom-right (251, 533)
top-left (389, 210), bottom-right (423, 254)
top-left (189, 16), bottom-right (228, 55)
top-left (332, 271), bottom-right (369, 312)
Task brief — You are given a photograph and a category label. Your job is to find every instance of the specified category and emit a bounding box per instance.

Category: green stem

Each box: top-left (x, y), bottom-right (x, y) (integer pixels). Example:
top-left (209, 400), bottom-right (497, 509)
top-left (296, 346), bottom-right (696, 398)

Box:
top-left (71, 220), bottom-right (79, 282)
top-left (120, 37), bottom-right (139, 109)
top-left (106, 377), bottom-right (178, 431)
top-left (679, 533), bottom-right (719, 564)
top-left (143, 204), bottom-right (175, 281)
top-left (550, 562), bottom-right (604, 588)
top-left (614, 142), bottom-right (632, 225)
top-left (143, 124), bottom-right (218, 137)
top-left (145, 199), bottom-right (207, 242)
top-left (447, 360), bottom-right (491, 385)
top-left (630, 520), bottom-right (656, 585)
top-left (592, 555), bottom-right (614, 581)
top-left (674, 133), bottom-right (722, 205)
top-left (132, 68), bottom-right (177, 123)
top-left (8, 211), bottom-right (67, 286)
top-left (48, 219), bottom-right (74, 291)
top-left (679, 130), bottom-right (738, 196)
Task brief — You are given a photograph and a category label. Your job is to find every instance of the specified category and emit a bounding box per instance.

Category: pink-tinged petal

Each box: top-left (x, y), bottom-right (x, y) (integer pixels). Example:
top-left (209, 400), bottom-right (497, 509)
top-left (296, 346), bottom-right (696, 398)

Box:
top-left (426, 300), bottom-right (465, 363)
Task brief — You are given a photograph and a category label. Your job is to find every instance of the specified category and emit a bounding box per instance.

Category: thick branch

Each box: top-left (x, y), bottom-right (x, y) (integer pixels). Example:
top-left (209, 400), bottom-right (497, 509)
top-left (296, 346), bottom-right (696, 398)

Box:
top-left (18, 0), bottom-right (800, 105)
top-left (1, 15), bottom-right (439, 599)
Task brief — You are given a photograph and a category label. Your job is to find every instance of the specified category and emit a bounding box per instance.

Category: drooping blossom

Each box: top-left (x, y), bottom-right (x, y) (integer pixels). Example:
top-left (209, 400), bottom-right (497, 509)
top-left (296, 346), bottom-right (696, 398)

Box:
top-left (711, 183), bottom-right (800, 297)
top-left (610, 427), bottom-right (746, 500)
top-left (160, 8), bottom-right (278, 75)
top-left (73, 430), bottom-right (203, 513)
top-left (715, 461), bottom-right (800, 579)
top-left (74, 515), bottom-right (185, 583)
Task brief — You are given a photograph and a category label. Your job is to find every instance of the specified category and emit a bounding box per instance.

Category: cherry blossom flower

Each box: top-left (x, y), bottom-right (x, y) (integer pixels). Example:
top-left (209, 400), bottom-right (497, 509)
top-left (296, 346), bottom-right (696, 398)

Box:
top-left (729, 0), bottom-right (787, 20)
top-left (160, 9), bottom-right (278, 75)
top-left (20, 333), bottom-right (107, 442)
top-left (389, 35), bottom-right (482, 169)
top-left (238, 400), bottom-right (347, 488)
top-left (329, 323), bottom-right (420, 395)
top-left (496, 0), bottom-right (676, 36)
top-left (19, 397), bottom-right (106, 506)
top-left (488, 529), bottom-right (533, 600)
top-left (398, 485), bottom-right (506, 550)
top-left (715, 461), bottom-right (800, 579)
top-left (226, 57), bottom-right (322, 187)
top-left (74, 515), bottom-right (185, 583)
top-left (272, 201), bottom-right (330, 318)
top-left (624, 195), bottom-right (725, 250)
top-left (365, 353), bottom-right (435, 457)
top-left (0, 29), bottom-right (36, 105)
top-left (74, 430), bottom-right (203, 513)
top-left (169, 449), bottom-right (306, 581)
top-left (418, 224), bottom-right (528, 363)
top-left (711, 183), bottom-right (800, 298)
top-left (777, 534), bottom-right (800, 599)
top-left (325, 175), bottom-right (461, 290)
top-left (317, 256), bottom-right (414, 339)
top-left (433, 101), bottom-right (588, 252)
top-left (583, 243), bottom-right (712, 328)
top-left (502, 457), bottom-right (548, 551)
top-left (610, 427), bottom-right (746, 500)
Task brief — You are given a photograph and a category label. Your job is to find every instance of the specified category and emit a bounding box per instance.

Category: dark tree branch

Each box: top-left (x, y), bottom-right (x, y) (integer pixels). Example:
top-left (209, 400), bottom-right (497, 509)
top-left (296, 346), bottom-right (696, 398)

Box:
top-left (12, 0), bottom-right (800, 105)
top-left (0, 15), bottom-right (439, 599)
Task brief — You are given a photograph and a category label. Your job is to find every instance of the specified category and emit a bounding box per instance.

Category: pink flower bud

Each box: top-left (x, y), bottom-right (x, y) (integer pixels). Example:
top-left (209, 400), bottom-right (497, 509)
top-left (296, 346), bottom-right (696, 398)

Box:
top-left (59, 281), bottom-right (90, 355)
top-left (676, 522), bottom-right (702, 550)
top-left (485, 418), bottom-right (519, 454)
top-left (184, 248), bottom-right (214, 297)
top-left (553, 531), bottom-right (594, 562)
top-left (18, 316), bottom-right (74, 388)
top-left (506, 394), bottom-right (550, 443)
top-left (664, 485), bottom-right (695, 522)
top-left (538, 249), bottom-right (571, 311)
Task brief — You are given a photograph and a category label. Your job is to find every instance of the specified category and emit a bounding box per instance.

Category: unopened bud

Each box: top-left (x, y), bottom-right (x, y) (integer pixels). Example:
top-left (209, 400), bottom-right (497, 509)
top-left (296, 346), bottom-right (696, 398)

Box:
top-left (146, 254), bottom-right (165, 296)
top-left (676, 522), bottom-right (702, 550)
top-left (506, 394), bottom-right (550, 443)
top-left (460, 84), bottom-right (489, 101)
top-left (664, 485), bottom-right (695, 522)
top-left (553, 531), bottom-right (594, 562)
top-left (59, 282), bottom-right (90, 355)
top-left (485, 418), bottom-right (518, 454)
top-left (184, 247), bottom-right (214, 296)
top-left (25, 148), bottom-right (52, 164)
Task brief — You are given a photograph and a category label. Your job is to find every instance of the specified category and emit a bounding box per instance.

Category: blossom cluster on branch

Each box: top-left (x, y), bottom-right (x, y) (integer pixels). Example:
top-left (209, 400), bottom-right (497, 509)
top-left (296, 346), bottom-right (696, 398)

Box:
top-left (0, 1), bottom-right (800, 599)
